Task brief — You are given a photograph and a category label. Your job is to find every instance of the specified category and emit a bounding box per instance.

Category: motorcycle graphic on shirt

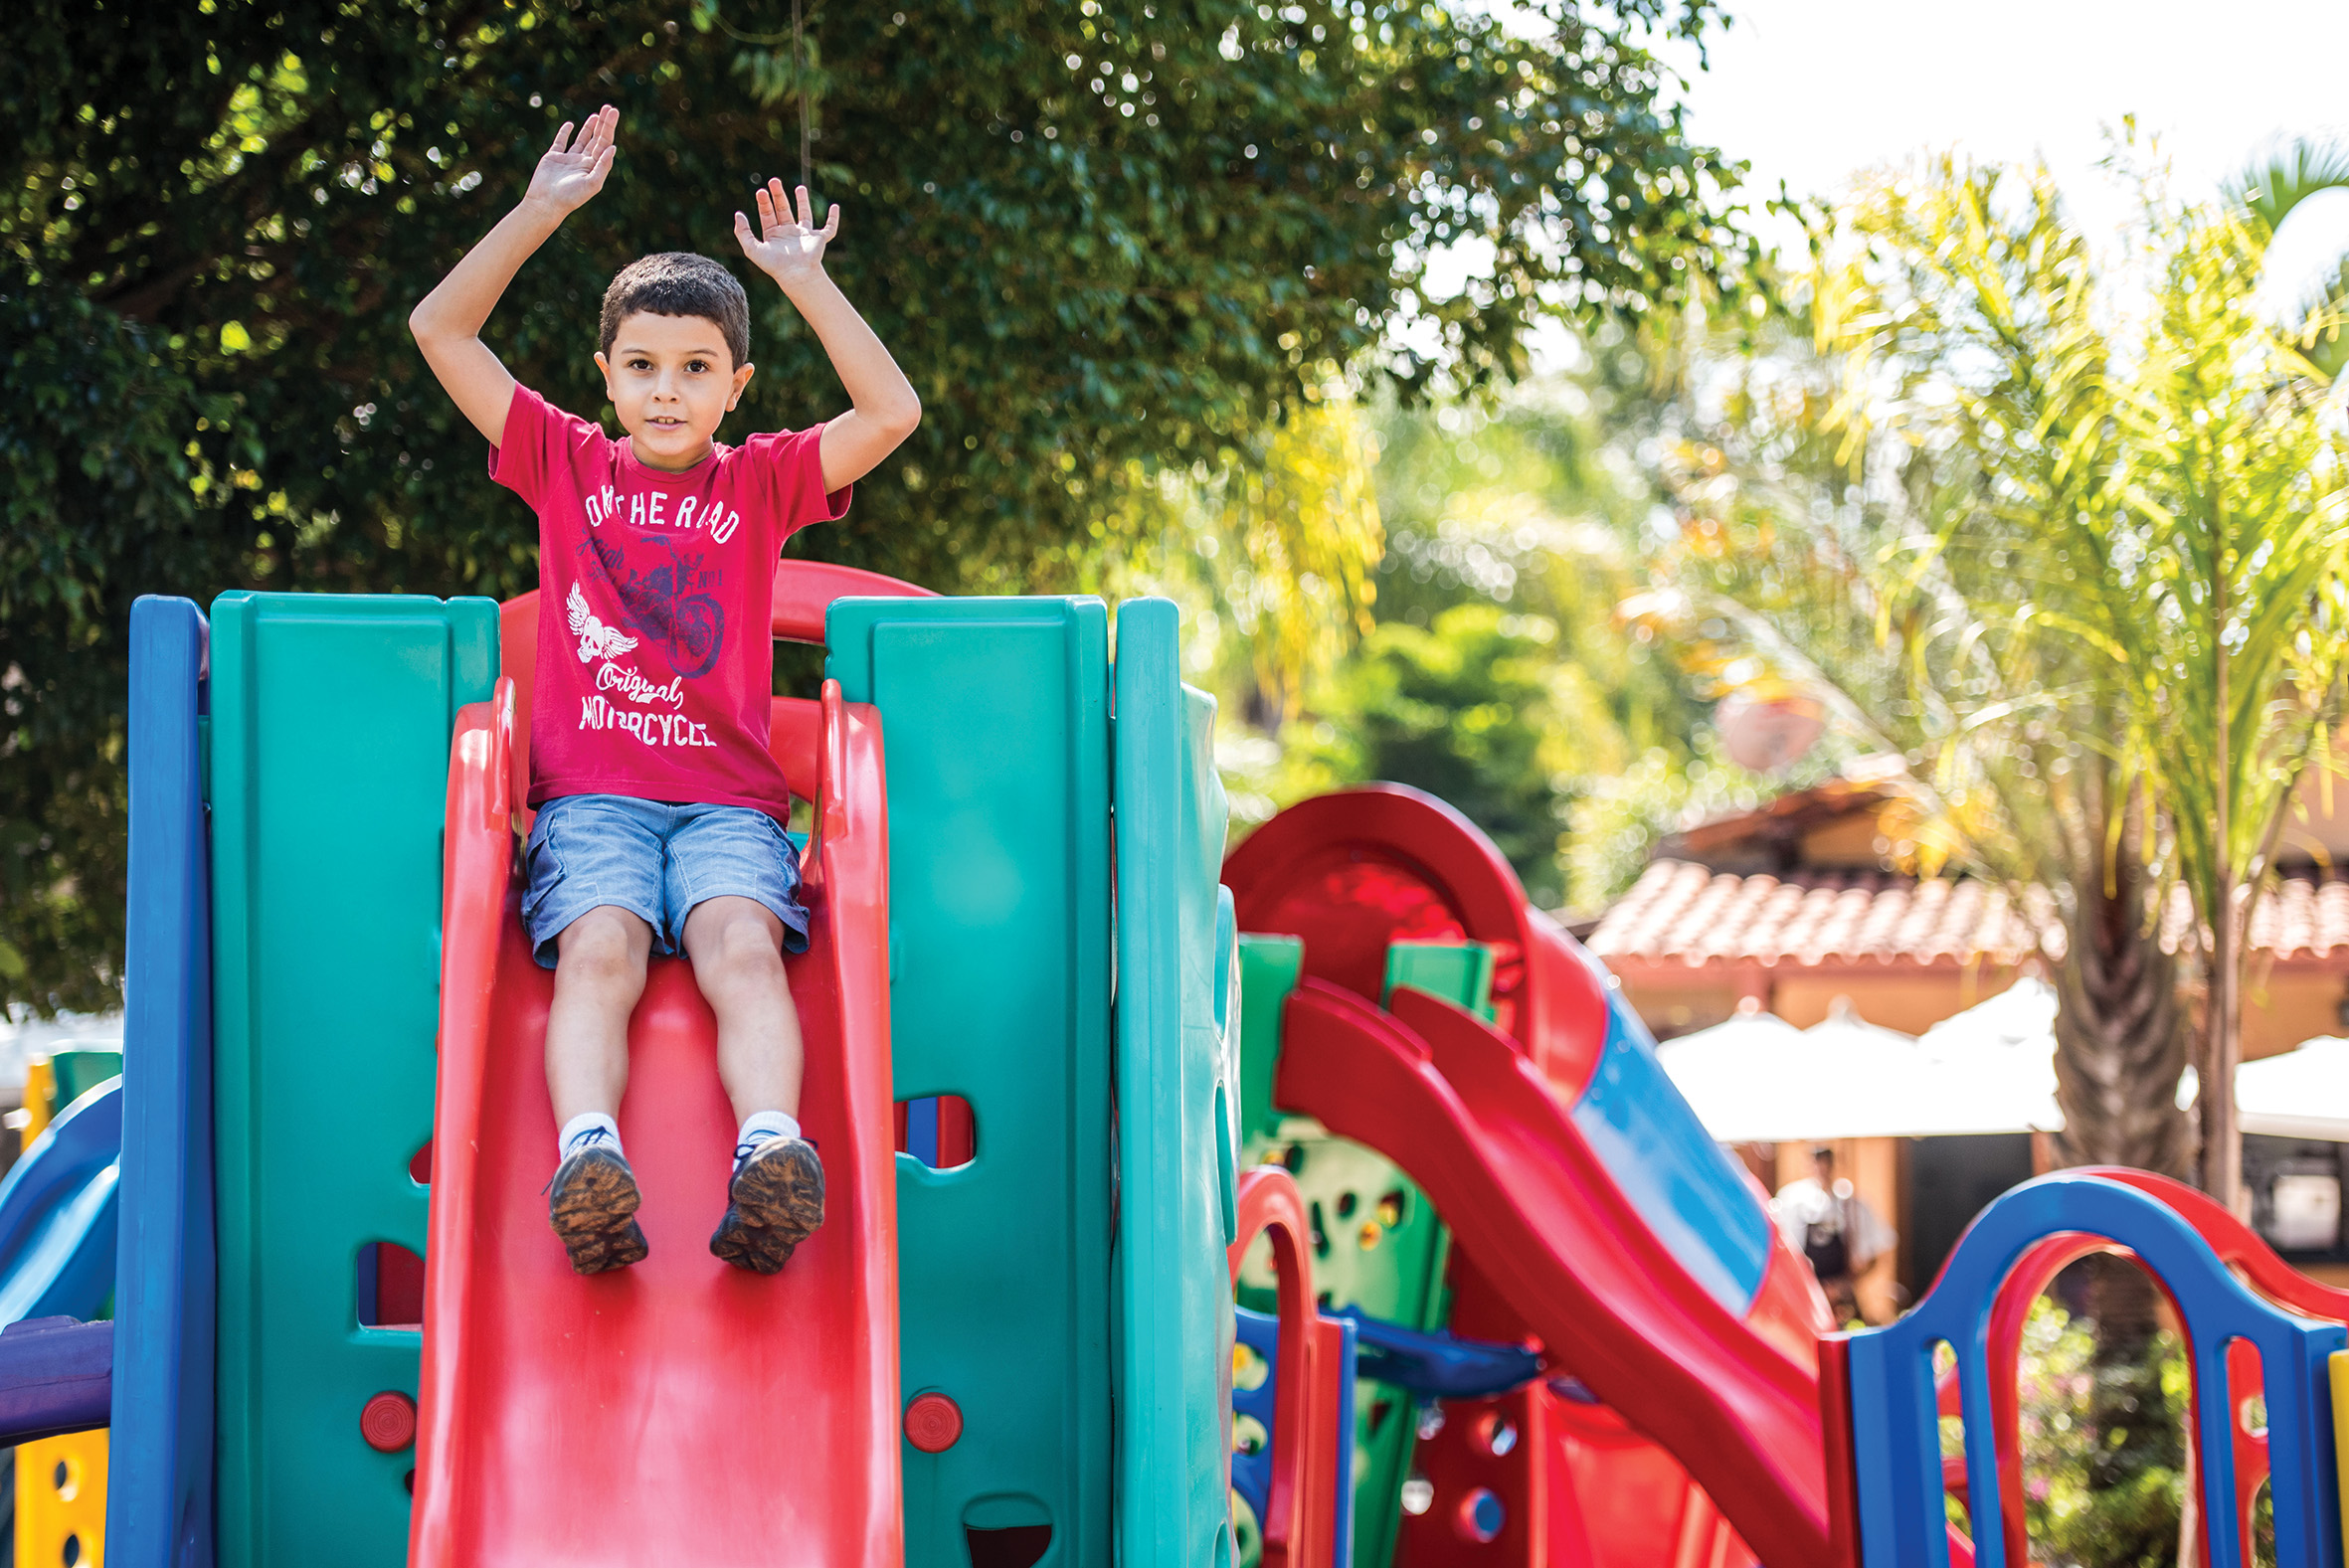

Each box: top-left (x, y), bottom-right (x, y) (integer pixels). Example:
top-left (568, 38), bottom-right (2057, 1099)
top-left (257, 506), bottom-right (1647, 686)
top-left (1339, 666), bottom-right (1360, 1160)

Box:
top-left (582, 536), bottom-right (727, 680)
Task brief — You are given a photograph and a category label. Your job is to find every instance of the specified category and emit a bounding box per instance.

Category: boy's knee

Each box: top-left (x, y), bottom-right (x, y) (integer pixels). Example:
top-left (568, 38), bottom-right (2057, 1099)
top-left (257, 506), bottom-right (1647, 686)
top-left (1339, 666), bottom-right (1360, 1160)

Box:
top-left (556, 909), bottom-right (648, 987)
top-left (699, 912), bottom-right (787, 990)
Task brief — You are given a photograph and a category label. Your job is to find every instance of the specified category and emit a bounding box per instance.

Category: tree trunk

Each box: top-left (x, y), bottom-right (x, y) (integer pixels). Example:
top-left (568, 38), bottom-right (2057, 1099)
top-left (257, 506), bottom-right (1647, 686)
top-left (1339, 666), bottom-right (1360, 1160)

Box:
top-left (2049, 834), bottom-right (2198, 1564)
top-left (2199, 875), bottom-right (2245, 1214)
top-left (2051, 838), bottom-right (2193, 1176)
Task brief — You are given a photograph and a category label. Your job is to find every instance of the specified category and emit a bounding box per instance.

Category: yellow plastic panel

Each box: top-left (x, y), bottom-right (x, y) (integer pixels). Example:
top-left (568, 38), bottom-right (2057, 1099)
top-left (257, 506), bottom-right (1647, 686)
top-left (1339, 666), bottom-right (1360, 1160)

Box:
top-left (18, 1428), bottom-right (106, 1566)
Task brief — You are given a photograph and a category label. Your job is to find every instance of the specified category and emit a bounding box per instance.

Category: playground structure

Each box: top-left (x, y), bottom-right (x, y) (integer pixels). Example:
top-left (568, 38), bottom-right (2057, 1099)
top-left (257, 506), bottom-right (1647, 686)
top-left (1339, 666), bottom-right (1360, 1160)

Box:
top-left (0, 565), bottom-right (2338, 1564)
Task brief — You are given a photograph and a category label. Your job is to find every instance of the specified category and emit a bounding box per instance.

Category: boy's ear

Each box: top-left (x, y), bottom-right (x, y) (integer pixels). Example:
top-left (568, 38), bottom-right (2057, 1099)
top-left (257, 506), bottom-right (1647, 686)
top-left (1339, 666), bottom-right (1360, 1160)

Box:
top-left (727, 362), bottom-right (755, 412)
top-left (594, 350), bottom-right (616, 401)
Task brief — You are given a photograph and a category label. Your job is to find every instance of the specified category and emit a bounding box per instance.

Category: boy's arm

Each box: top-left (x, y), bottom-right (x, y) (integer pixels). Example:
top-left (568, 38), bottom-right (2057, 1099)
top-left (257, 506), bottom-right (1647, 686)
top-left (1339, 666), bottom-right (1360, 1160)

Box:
top-left (735, 182), bottom-right (923, 493)
top-left (409, 106), bottom-right (620, 446)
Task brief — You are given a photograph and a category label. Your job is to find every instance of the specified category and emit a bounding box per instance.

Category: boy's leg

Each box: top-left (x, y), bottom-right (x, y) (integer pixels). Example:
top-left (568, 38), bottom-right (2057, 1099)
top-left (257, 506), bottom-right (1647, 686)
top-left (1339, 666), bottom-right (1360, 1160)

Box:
top-left (543, 905), bottom-right (656, 1274)
top-left (679, 895), bottom-right (803, 1123)
top-left (547, 905), bottom-right (654, 1125)
top-left (682, 896), bottom-right (823, 1274)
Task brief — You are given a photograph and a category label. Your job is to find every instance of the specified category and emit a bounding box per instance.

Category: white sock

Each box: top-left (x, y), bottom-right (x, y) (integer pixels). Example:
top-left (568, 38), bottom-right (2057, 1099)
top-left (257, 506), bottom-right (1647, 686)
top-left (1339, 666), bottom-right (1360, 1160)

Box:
top-left (738, 1111), bottom-right (801, 1154)
top-left (558, 1113), bottom-right (621, 1163)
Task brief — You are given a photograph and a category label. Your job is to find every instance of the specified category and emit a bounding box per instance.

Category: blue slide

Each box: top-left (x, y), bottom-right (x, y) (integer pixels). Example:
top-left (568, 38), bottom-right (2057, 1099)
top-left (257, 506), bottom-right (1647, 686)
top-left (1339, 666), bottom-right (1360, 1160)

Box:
top-left (0, 1082), bottom-right (122, 1327)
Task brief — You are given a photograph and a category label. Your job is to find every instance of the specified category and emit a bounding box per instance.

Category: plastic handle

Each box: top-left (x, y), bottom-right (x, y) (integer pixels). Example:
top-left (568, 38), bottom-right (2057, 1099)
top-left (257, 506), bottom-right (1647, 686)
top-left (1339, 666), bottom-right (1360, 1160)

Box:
top-left (770, 560), bottom-right (934, 644)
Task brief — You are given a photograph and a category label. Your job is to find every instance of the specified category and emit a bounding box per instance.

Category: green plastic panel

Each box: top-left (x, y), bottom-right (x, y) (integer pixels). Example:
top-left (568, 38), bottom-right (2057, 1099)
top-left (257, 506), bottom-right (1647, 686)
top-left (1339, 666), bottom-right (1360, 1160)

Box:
top-left (1112, 598), bottom-right (1240, 1568)
top-left (826, 596), bottom-right (1114, 1568)
top-left (48, 1049), bottom-right (124, 1115)
top-left (209, 592), bottom-right (496, 1568)
top-left (1381, 942), bottom-right (1496, 1023)
top-left (1233, 939), bottom-right (1505, 1568)
top-left (1235, 938), bottom-right (1302, 1150)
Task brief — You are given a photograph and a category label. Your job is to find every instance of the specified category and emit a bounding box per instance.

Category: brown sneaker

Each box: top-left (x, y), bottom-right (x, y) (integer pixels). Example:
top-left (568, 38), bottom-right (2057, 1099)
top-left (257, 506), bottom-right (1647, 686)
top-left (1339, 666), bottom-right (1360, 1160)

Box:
top-left (547, 1139), bottom-right (648, 1275)
top-left (709, 1135), bottom-right (824, 1275)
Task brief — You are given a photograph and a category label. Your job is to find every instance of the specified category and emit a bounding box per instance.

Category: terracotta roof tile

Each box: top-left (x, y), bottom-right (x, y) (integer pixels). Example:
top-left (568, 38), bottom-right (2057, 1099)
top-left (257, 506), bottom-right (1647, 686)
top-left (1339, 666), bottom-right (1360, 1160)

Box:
top-left (1586, 860), bottom-right (2349, 968)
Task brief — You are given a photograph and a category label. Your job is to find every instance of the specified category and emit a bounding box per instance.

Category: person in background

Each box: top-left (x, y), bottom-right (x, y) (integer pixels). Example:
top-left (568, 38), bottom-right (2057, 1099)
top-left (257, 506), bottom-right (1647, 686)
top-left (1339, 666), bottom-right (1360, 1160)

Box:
top-left (1775, 1144), bottom-right (1896, 1325)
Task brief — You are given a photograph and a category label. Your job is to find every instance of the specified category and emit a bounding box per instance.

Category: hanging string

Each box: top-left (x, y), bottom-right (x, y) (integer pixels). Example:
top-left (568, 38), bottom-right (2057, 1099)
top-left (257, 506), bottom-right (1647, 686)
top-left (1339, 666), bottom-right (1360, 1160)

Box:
top-left (794, 0), bottom-right (811, 194)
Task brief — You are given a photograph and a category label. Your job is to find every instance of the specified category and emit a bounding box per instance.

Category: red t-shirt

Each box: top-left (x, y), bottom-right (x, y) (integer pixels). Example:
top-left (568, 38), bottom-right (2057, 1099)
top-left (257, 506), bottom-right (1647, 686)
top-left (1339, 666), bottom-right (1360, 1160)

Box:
top-left (489, 383), bottom-right (850, 820)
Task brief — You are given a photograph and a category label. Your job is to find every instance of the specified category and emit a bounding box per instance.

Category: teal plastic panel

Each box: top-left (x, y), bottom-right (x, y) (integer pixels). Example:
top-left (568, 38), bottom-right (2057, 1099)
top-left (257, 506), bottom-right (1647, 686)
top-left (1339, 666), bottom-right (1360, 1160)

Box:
top-left (1112, 598), bottom-right (1239, 1568)
top-left (826, 596), bottom-right (1114, 1568)
top-left (209, 592), bottom-right (496, 1568)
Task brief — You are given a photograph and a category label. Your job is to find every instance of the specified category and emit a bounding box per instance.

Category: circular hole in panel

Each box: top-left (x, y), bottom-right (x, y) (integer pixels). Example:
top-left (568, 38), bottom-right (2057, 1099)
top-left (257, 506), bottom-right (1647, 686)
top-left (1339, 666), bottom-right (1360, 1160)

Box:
top-left (1233, 1413), bottom-right (1269, 1457)
top-left (1483, 1415), bottom-right (1518, 1457)
top-left (1282, 1145), bottom-right (1307, 1175)
top-left (1336, 1192), bottom-right (1357, 1219)
top-left (1400, 1477), bottom-right (1435, 1516)
top-left (1357, 1221), bottom-right (1381, 1252)
top-left (1377, 1190), bottom-right (1407, 1228)
top-left (52, 1458), bottom-right (72, 1497)
top-left (63, 1535), bottom-right (82, 1567)
top-left (1232, 1342), bottom-right (1268, 1393)
top-left (1229, 1487), bottom-right (1262, 1564)
top-left (1456, 1487), bottom-right (1506, 1544)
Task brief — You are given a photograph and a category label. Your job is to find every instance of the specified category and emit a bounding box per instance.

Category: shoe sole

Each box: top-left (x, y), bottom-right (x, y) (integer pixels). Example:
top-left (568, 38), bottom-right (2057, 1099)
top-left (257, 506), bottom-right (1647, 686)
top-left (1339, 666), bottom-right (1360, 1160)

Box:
top-left (549, 1151), bottom-right (648, 1276)
top-left (710, 1140), bottom-right (825, 1276)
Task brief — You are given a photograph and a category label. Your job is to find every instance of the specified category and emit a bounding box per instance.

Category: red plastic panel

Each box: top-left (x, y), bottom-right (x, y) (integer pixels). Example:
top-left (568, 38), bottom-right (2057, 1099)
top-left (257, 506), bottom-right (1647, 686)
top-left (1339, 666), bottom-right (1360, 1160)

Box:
top-left (410, 678), bottom-right (902, 1566)
top-left (1816, 1335), bottom-right (1863, 1568)
top-left (1397, 1386), bottom-right (1543, 1565)
top-left (1228, 1169), bottom-right (1350, 1568)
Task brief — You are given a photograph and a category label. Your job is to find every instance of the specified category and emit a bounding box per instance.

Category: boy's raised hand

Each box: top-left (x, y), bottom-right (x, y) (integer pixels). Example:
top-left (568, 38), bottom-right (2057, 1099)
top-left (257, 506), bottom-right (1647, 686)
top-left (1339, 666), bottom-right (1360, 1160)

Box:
top-left (525, 105), bottom-right (619, 216)
top-left (735, 180), bottom-right (839, 291)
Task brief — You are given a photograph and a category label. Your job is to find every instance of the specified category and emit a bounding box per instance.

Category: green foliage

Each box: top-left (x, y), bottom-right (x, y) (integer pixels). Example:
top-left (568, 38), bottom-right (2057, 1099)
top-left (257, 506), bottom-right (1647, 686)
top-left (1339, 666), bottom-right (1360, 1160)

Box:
top-left (1254, 368), bottom-right (1765, 909)
top-left (1, 284), bottom-right (238, 1011)
top-left (0, 0), bottom-right (1751, 1012)
top-left (2009, 1290), bottom-right (2191, 1568)
top-left (1287, 604), bottom-right (1577, 902)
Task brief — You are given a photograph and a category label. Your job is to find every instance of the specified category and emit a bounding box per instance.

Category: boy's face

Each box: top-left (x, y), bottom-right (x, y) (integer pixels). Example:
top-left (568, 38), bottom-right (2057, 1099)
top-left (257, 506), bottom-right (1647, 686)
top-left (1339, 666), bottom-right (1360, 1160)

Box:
top-left (595, 311), bottom-right (756, 472)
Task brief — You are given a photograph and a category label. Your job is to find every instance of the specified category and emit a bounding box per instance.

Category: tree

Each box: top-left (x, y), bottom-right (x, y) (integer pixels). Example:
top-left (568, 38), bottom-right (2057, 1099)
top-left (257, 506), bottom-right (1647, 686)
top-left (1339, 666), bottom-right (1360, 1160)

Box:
top-left (0, 0), bottom-right (1755, 1013)
top-left (1659, 151), bottom-right (2349, 1204)
top-left (1289, 603), bottom-right (1582, 903)
top-left (1646, 149), bottom-right (2349, 1564)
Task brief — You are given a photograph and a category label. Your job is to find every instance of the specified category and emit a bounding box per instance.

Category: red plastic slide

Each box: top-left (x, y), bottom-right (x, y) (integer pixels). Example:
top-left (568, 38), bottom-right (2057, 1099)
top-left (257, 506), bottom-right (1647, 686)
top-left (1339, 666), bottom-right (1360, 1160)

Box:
top-left (1227, 787), bottom-right (1843, 1568)
top-left (408, 648), bottom-right (903, 1563)
top-left (1277, 983), bottom-right (1834, 1567)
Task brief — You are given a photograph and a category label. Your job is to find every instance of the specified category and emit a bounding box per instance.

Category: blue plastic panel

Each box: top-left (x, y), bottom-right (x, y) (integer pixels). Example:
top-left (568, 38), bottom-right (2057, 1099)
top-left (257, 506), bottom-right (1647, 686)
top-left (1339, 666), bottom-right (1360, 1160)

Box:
top-left (1844, 1174), bottom-right (2346, 1568)
top-left (112, 593), bottom-right (216, 1568)
top-left (1568, 986), bottom-right (1771, 1313)
top-left (1112, 597), bottom-right (1239, 1568)
top-left (0, 1082), bottom-right (121, 1325)
top-left (1231, 1307), bottom-right (1358, 1568)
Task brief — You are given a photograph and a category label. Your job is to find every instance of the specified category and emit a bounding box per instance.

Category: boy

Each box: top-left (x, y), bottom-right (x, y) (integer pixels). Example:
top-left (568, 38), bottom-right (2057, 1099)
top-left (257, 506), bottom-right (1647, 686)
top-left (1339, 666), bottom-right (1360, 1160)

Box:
top-left (409, 105), bottom-right (920, 1275)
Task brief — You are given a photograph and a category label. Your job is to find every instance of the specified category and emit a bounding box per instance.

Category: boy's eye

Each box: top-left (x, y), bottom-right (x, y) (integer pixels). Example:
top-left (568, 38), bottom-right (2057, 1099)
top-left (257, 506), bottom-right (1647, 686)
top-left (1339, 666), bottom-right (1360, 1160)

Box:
top-left (627, 358), bottom-right (652, 371)
top-left (686, 359), bottom-right (710, 374)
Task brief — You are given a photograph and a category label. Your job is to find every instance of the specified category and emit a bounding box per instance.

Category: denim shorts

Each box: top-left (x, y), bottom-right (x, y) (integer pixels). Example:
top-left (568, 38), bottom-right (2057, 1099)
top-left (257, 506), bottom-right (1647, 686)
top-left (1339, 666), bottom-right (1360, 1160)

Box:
top-left (521, 793), bottom-right (811, 969)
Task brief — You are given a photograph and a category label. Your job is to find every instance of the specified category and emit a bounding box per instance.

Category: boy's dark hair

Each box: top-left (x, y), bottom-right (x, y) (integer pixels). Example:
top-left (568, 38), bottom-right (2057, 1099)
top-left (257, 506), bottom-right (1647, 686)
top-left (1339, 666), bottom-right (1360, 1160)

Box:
top-left (599, 253), bottom-right (751, 368)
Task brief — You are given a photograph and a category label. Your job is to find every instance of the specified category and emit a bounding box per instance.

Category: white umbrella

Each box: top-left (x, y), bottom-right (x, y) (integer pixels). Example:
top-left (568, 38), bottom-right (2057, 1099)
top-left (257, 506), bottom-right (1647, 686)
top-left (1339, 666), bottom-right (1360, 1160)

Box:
top-left (1658, 1003), bottom-right (1946, 1141)
top-left (1659, 990), bottom-right (2068, 1141)
top-left (2236, 1038), bottom-right (2349, 1140)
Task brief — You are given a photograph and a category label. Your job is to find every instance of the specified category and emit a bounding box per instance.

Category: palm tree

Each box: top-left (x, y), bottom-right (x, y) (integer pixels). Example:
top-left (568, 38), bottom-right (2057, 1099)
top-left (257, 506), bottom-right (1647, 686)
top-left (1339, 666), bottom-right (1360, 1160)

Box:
top-left (1657, 149), bottom-right (2349, 1211)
